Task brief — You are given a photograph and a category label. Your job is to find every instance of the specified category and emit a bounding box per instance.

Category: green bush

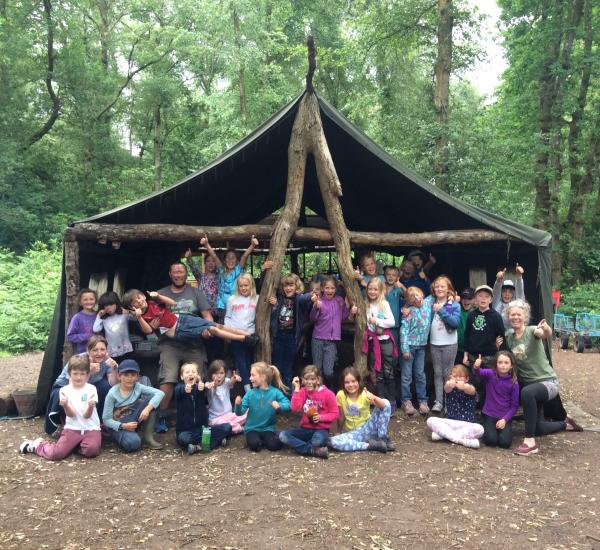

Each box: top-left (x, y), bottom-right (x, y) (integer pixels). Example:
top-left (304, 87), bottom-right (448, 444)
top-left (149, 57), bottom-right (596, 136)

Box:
top-left (0, 242), bottom-right (62, 354)
top-left (558, 282), bottom-right (600, 315)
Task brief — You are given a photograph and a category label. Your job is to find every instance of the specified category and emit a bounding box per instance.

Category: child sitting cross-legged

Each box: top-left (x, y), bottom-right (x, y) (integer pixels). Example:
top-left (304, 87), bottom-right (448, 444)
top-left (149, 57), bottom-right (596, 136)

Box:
top-left (234, 362), bottom-right (290, 452)
top-left (175, 362), bottom-right (232, 455)
top-left (205, 360), bottom-right (246, 434)
top-left (279, 365), bottom-right (339, 459)
top-left (329, 367), bottom-right (393, 453)
top-left (102, 359), bottom-right (165, 452)
top-left (122, 289), bottom-right (259, 347)
top-left (20, 355), bottom-right (101, 460)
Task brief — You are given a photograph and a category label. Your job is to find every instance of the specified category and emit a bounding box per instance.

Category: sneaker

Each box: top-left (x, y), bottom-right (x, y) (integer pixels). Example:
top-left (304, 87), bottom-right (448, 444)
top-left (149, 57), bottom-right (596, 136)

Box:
top-left (244, 334), bottom-right (260, 347)
top-left (19, 438), bottom-right (42, 454)
top-left (155, 415), bottom-right (169, 434)
top-left (431, 401), bottom-right (443, 413)
top-left (187, 444), bottom-right (201, 455)
top-left (514, 441), bottom-right (539, 456)
top-left (221, 438), bottom-right (228, 447)
top-left (461, 438), bottom-right (480, 449)
top-left (418, 402), bottom-right (430, 415)
top-left (401, 400), bottom-right (416, 416)
top-left (311, 446), bottom-right (329, 459)
top-left (382, 436), bottom-right (396, 452)
top-left (431, 432), bottom-right (443, 442)
top-left (367, 439), bottom-right (387, 453)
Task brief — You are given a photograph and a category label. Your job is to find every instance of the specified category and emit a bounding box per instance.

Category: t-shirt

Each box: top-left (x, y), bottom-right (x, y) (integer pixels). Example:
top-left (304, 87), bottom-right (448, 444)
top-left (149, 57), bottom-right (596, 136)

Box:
top-left (60, 383), bottom-right (100, 432)
top-left (225, 295), bottom-right (258, 332)
top-left (157, 285), bottom-right (211, 317)
top-left (142, 300), bottom-right (177, 330)
top-left (506, 326), bottom-right (556, 384)
top-left (445, 387), bottom-right (476, 423)
top-left (430, 311), bottom-right (458, 346)
top-left (278, 297), bottom-right (295, 332)
top-left (336, 390), bottom-right (370, 432)
top-left (216, 264), bottom-right (244, 310)
top-left (93, 313), bottom-right (133, 357)
top-left (206, 379), bottom-right (233, 420)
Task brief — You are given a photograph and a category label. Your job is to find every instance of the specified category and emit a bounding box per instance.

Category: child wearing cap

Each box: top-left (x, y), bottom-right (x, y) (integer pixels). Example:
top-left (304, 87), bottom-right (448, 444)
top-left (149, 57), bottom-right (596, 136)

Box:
top-left (492, 265), bottom-right (525, 328)
top-left (102, 359), bottom-right (165, 452)
top-left (456, 288), bottom-right (476, 364)
top-left (20, 355), bottom-right (102, 460)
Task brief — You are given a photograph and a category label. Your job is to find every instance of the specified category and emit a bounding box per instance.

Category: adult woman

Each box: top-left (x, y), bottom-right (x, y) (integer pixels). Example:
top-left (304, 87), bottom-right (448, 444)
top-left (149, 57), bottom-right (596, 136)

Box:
top-left (505, 300), bottom-right (581, 456)
top-left (44, 335), bottom-right (118, 435)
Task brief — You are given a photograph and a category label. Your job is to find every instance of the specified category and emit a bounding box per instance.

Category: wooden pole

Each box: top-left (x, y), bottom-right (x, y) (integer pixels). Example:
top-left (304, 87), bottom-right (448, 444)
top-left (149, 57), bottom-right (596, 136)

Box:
top-left (63, 233), bottom-right (80, 363)
top-left (68, 223), bottom-right (510, 247)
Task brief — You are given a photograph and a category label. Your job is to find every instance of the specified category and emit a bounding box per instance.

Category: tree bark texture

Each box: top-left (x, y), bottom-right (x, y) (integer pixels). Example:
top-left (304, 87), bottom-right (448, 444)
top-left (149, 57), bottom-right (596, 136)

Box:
top-left (433, 0), bottom-right (453, 192)
top-left (153, 102), bottom-right (162, 191)
top-left (69, 223), bottom-right (510, 247)
top-left (231, 4), bottom-right (247, 126)
top-left (63, 236), bottom-right (80, 362)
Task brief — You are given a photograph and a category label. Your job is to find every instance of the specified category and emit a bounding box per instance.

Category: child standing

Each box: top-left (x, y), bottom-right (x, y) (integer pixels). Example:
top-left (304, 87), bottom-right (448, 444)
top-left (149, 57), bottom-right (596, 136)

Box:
top-left (456, 287), bottom-right (476, 364)
top-left (354, 254), bottom-right (384, 292)
top-left (399, 287), bottom-right (432, 415)
top-left (20, 356), bottom-right (101, 460)
top-left (66, 288), bottom-right (98, 354)
top-left (225, 273), bottom-right (259, 392)
top-left (234, 362), bottom-right (290, 452)
top-left (102, 360), bottom-right (165, 452)
top-left (202, 234), bottom-right (258, 321)
top-left (309, 276), bottom-right (358, 387)
top-left (93, 291), bottom-right (133, 361)
top-left (492, 264), bottom-right (525, 328)
top-left (329, 367), bottom-right (392, 453)
top-left (175, 362), bottom-right (232, 454)
top-left (473, 351), bottom-right (520, 449)
top-left (426, 365), bottom-right (484, 448)
top-left (362, 278), bottom-right (397, 406)
top-left (279, 365), bottom-right (339, 459)
top-left (205, 359), bottom-right (246, 434)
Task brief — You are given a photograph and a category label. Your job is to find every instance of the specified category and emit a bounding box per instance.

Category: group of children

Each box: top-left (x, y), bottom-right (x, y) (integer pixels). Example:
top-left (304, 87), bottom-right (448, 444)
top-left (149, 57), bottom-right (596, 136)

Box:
top-left (21, 242), bottom-right (533, 460)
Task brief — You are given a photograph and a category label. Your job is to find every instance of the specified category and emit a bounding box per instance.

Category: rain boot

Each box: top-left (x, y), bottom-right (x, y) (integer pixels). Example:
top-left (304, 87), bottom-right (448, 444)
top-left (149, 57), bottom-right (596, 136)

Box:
top-left (142, 410), bottom-right (164, 450)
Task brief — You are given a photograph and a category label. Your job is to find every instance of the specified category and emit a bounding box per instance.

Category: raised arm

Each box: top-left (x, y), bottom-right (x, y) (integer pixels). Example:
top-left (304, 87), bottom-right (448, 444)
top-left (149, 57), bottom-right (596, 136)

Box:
top-left (201, 235), bottom-right (223, 268)
top-left (240, 235), bottom-right (259, 269)
top-left (533, 319), bottom-right (552, 340)
top-left (148, 291), bottom-right (176, 307)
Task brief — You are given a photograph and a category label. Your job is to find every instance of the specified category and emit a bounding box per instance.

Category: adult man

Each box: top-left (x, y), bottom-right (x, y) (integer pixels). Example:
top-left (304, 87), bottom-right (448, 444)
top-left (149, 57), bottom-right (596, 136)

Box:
top-left (155, 262), bottom-right (213, 432)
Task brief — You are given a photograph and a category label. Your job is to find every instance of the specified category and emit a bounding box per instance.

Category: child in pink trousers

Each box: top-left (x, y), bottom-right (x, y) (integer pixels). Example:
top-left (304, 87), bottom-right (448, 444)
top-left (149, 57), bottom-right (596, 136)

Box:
top-left (205, 360), bottom-right (247, 433)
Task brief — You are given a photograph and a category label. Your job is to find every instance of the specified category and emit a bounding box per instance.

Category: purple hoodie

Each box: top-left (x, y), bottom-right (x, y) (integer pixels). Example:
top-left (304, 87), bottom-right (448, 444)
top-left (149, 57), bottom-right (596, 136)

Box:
top-left (310, 295), bottom-right (350, 341)
top-left (476, 368), bottom-right (520, 422)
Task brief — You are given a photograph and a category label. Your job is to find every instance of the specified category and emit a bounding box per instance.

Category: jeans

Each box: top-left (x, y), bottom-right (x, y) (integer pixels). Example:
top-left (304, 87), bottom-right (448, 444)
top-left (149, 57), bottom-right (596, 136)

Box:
top-left (272, 332), bottom-right (296, 391)
top-left (311, 338), bottom-right (337, 378)
top-left (482, 415), bottom-right (513, 449)
top-left (400, 346), bottom-right (428, 403)
top-left (329, 401), bottom-right (391, 451)
top-left (109, 397), bottom-right (151, 452)
top-left (230, 341), bottom-right (254, 386)
top-left (279, 427), bottom-right (329, 455)
top-left (176, 423), bottom-right (232, 449)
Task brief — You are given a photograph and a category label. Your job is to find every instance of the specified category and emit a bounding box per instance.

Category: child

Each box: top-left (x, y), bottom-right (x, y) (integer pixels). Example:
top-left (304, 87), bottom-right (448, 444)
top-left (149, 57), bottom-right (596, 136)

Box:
top-left (184, 248), bottom-right (219, 317)
top-left (399, 260), bottom-right (430, 301)
top-left (93, 291), bottom-right (133, 361)
top-left (493, 264), bottom-right (525, 328)
top-left (175, 362), bottom-right (232, 454)
top-left (354, 254), bottom-right (384, 291)
top-left (426, 276), bottom-right (461, 413)
top-left (362, 278), bottom-right (397, 406)
top-left (202, 234), bottom-right (258, 321)
top-left (267, 271), bottom-right (312, 391)
top-left (426, 365), bottom-right (484, 448)
top-left (456, 287), bottom-right (476, 364)
top-left (399, 287), bottom-right (432, 415)
top-left (122, 289), bottom-right (258, 347)
top-left (20, 356), bottom-right (101, 460)
top-left (66, 288), bottom-right (98, 354)
top-left (298, 278), bottom-right (322, 363)
top-left (406, 250), bottom-right (436, 278)
top-left (234, 362), bottom-right (290, 452)
top-left (225, 273), bottom-right (259, 392)
top-left (279, 365), bottom-right (339, 459)
top-left (473, 351), bottom-right (520, 449)
top-left (102, 359), bottom-right (165, 452)
top-left (205, 359), bottom-right (246, 434)
top-left (329, 367), bottom-right (392, 453)
top-left (309, 276), bottom-right (358, 387)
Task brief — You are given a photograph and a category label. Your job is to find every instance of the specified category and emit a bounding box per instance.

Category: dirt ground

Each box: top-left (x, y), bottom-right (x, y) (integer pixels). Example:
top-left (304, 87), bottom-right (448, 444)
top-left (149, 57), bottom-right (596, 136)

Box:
top-left (0, 344), bottom-right (599, 549)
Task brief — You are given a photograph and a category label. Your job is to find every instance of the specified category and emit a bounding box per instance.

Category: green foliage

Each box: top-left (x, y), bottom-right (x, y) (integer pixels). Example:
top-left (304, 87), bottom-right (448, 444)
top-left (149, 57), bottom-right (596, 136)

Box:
top-left (0, 243), bottom-right (62, 354)
top-left (559, 282), bottom-right (600, 315)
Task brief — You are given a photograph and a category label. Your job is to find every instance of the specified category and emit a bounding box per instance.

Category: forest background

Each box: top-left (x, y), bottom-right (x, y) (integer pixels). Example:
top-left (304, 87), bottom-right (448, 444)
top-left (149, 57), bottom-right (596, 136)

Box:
top-left (1, 0), bottom-right (599, 354)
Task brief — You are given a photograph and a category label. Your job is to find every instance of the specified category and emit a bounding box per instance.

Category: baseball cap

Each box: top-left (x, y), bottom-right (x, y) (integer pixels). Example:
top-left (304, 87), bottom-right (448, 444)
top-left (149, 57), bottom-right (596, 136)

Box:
top-left (502, 279), bottom-right (516, 289)
top-left (474, 285), bottom-right (493, 296)
top-left (460, 287), bottom-right (475, 299)
top-left (118, 359), bottom-right (140, 374)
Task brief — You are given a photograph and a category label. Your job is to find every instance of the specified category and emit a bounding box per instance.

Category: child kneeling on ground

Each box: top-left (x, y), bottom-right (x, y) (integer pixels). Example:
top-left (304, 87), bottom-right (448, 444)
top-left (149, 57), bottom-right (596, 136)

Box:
top-left (20, 355), bottom-right (102, 460)
top-left (175, 362), bottom-right (232, 455)
top-left (102, 359), bottom-right (165, 452)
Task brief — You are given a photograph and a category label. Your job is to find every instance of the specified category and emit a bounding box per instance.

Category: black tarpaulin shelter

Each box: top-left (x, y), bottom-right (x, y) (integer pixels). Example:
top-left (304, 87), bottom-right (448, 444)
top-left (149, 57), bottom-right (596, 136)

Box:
top-left (37, 91), bottom-right (552, 410)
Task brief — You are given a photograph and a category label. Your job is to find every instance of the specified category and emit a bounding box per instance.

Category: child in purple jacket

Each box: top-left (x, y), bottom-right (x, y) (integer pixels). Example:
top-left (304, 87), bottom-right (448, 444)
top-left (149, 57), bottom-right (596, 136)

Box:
top-left (473, 351), bottom-right (520, 449)
top-left (66, 288), bottom-right (98, 354)
top-left (309, 276), bottom-right (357, 387)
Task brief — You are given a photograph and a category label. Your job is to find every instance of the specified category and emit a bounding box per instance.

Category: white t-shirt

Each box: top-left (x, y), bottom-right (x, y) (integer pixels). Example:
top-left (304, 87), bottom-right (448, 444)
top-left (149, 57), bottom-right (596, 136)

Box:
top-left (224, 295), bottom-right (258, 333)
top-left (429, 311), bottom-right (458, 346)
top-left (366, 302), bottom-right (395, 340)
top-left (206, 379), bottom-right (233, 420)
top-left (60, 383), bottom-right (101, 431)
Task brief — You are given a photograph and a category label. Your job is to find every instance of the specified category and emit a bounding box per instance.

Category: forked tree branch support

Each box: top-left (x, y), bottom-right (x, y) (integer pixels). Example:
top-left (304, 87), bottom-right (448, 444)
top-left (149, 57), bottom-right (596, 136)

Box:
top-left (67, 223), bottom-right (511, 247)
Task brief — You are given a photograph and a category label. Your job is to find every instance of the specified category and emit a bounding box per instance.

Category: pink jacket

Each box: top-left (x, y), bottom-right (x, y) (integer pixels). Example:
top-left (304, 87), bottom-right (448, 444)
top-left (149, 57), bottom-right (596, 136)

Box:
top-left (290, 386), bottom-right (339, 430)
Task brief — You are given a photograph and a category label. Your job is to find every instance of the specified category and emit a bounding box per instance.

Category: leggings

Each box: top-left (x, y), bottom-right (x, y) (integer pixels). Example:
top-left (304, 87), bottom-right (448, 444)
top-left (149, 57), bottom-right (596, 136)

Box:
top-left (430, 343), bottom-right (457, 405)
top-left (482, 415), bottom-right (513, 449)
top-left (329, 401), bottom-right (391, 452)
top-left (427, 417), bottom-right (483, 445)
top-left (521, 382), bottom-right (566, 438)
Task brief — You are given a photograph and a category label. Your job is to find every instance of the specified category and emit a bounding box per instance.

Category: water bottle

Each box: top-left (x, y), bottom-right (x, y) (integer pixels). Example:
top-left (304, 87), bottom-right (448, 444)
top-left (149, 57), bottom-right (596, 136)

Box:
top-left (201, 426), bottom-right (211, 453)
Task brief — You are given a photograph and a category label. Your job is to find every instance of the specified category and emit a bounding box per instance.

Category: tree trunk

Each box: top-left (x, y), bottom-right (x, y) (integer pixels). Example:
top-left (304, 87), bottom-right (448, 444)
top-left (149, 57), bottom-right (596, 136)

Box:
top-left (231, 4), bottom-right (247, 126)
top-left (63, 236), bottom-right (80, 362)
top-left (433, 0), bottom-right (453, 192)
top-left (153, 102), bottom-right (162, 191)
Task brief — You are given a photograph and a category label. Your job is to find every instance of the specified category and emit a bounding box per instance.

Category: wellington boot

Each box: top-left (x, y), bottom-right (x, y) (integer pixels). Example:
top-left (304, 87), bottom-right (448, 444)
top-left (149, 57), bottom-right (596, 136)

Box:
top-left (142, 410), bottom-right (164, 450)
